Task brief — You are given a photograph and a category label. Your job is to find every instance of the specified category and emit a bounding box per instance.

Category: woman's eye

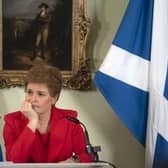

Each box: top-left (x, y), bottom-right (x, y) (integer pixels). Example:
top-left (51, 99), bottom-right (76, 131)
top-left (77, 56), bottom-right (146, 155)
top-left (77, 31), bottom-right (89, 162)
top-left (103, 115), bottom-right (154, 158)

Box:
top-left (38, 92), bottom-right (45, 96)
top-left (27, 90), bottom-right (33, 95)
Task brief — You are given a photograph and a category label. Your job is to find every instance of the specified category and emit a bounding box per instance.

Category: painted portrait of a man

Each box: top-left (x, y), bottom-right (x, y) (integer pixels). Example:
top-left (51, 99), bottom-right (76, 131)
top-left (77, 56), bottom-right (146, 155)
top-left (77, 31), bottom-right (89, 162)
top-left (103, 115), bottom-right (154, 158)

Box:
top-left (3, 0), bottom-right (72, 70)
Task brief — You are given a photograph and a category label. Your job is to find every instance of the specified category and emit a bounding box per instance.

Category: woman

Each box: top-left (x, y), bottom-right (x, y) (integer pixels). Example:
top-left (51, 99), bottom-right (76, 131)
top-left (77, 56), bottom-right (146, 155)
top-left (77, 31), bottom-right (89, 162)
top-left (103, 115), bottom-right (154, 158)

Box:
top-left (3, 63), bottom-right (93, 163)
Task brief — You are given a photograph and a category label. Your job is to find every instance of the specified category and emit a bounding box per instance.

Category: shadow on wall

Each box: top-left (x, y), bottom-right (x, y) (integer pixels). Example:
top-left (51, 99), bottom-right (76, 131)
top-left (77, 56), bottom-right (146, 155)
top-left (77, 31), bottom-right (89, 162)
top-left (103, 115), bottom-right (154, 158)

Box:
top-left (87, 0), bottom-right (129, 72)
top-left (87, 0), bottom-right (115, 72)
top-left (86, 14), bottom-right (101, 72)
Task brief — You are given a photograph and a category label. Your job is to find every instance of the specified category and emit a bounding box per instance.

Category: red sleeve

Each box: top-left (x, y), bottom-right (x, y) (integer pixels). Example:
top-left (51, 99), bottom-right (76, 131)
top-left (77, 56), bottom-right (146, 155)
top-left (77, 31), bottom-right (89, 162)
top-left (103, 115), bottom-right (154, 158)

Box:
top-left (3, 115), bottom-right (35, 162)
top-left (73, 124), bottom-right (94, 162)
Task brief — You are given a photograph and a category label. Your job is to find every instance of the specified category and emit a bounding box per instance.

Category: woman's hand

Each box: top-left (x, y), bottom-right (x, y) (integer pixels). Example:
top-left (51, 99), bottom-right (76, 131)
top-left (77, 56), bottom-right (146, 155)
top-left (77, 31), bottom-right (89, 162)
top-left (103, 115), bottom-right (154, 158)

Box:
top-left (20, 101), bottom-right (39, 131)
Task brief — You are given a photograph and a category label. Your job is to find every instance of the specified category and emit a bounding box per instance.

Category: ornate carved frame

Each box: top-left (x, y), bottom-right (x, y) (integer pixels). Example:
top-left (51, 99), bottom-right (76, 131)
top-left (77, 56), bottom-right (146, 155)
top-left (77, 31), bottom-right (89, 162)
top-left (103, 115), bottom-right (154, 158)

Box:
top-left (0, 0), bottom-right (91, 90)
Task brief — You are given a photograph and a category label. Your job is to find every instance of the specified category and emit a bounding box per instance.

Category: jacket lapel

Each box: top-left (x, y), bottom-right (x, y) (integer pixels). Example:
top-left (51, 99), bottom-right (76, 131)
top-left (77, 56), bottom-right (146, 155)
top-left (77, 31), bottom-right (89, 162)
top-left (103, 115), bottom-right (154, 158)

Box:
top-left (47, 108), bottom-right (69, 162)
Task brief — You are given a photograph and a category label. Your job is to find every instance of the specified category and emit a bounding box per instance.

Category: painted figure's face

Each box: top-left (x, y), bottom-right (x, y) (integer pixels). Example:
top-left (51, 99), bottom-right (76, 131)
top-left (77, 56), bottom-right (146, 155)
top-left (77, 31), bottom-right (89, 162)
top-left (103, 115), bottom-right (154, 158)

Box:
top-left (41, 6), bottom-right (47, 12)
top-left (25, 83), bottom-right (57, 114)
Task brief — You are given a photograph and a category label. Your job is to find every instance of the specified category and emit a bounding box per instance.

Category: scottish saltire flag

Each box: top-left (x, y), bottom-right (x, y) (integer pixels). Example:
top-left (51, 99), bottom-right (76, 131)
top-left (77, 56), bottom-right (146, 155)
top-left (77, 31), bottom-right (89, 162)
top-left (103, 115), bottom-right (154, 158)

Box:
top-left (94, 0), bottom-right (168, 167)
top-left (0, 144), bottom-right (3, 161)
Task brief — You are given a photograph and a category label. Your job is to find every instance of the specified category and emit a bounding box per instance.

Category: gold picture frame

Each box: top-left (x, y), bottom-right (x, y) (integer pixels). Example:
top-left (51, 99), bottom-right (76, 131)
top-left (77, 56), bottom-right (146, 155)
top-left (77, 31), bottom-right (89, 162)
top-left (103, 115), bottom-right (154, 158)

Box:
top-left (0, 0), bottom-right (91, 90)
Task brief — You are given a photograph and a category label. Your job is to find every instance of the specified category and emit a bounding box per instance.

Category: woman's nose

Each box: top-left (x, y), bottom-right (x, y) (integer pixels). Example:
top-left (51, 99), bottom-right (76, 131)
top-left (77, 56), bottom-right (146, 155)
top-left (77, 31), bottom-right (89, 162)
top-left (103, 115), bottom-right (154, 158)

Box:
top-left (29, 94), bottom-right (37, 103)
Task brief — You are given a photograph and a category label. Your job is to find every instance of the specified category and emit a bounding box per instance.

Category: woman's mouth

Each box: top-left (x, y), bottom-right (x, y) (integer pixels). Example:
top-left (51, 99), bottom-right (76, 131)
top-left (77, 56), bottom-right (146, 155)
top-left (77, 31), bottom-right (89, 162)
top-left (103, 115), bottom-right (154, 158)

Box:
top-left (31, 105), bottom-right (39, 109)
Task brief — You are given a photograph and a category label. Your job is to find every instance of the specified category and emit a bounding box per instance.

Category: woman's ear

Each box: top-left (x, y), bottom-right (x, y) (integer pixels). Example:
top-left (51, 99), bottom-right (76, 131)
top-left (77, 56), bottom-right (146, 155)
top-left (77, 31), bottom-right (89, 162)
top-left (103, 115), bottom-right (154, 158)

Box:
top-left (52, 94), bottom-right (59, 105)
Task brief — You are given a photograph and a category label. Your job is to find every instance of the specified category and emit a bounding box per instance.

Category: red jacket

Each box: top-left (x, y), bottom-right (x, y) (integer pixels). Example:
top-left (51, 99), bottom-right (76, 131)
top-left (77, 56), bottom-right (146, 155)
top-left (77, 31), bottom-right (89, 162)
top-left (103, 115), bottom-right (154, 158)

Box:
top-left (3, 107), bottom-right (93, 163)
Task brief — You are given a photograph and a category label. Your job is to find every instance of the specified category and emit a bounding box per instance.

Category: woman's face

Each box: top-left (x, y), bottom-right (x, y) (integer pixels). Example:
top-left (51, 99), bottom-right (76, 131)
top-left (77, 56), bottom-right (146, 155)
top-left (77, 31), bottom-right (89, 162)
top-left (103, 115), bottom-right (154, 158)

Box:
top-left (25, 83), bottom-right (58, 114)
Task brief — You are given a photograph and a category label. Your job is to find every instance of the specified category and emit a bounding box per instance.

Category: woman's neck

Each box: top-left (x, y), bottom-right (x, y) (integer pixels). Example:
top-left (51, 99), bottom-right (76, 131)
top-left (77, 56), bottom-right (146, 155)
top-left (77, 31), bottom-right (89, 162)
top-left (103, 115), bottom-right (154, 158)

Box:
top-left (39, 110), bottom-right (50, 121)
top-left (37, 111), bottom-right (51, 134)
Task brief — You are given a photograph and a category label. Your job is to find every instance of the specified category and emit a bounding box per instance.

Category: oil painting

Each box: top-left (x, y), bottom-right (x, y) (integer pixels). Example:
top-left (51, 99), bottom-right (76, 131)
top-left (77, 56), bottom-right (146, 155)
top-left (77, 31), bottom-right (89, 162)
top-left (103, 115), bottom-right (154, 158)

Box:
top-left (0, 0), bottom-right (91, 90)
top-left (3, 0), bottom-right (72, 70)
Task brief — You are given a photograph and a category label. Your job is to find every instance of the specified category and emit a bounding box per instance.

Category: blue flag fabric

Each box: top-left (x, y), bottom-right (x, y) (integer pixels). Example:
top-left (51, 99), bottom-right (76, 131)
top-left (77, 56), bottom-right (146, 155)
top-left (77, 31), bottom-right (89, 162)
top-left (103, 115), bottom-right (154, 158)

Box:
top-left (94, 0), bottom-right (168, 167)
top-left (0, 145), bottom-right (3, 161)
